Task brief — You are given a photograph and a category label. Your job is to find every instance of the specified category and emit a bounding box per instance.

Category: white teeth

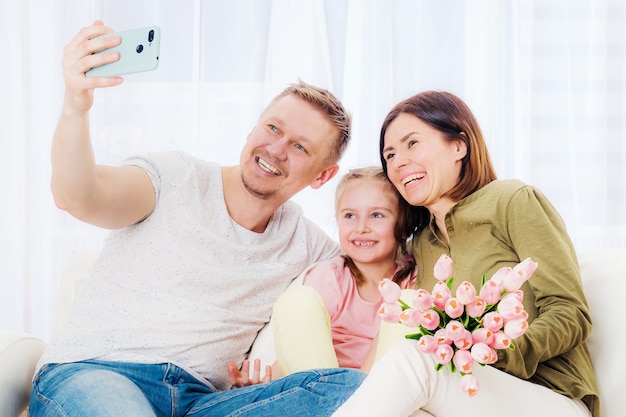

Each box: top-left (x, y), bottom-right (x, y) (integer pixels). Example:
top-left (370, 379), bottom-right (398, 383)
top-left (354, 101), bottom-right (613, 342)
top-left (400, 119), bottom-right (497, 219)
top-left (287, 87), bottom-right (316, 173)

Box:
top-left (353, 241), bottom-right (375, 247)
top-left (402, 173), bottom-right (425, 186)
top-left (258, 158), bottom-right (281, 175)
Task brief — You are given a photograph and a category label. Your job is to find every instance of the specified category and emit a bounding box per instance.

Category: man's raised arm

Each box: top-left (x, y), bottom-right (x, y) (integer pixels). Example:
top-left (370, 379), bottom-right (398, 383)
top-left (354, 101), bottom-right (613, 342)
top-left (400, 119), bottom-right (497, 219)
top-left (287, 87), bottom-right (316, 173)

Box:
top-left (51, 20), bottom-right (155, 229)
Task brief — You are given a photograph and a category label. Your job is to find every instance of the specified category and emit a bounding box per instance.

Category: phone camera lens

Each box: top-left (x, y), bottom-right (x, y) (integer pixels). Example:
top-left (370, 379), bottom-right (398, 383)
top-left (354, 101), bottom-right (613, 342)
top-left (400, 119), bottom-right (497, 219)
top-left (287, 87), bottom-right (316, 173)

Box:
top-left (136, 44), bottom-right (144, 53)
top-left (148, 30), bottom-right (154, 43)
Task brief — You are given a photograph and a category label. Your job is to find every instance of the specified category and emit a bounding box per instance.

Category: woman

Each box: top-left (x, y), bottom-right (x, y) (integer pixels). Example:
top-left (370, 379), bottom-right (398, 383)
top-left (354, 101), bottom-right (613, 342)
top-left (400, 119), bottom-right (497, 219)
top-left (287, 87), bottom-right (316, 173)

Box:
top-left (332, 91), bottom-right (600, 417)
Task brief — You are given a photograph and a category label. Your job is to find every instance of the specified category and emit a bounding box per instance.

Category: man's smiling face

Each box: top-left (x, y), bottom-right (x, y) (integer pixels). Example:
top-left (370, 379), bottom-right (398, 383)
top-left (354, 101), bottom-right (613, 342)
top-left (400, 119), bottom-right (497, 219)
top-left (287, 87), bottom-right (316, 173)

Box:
top-left (239, 94), bottom-right (339, 201)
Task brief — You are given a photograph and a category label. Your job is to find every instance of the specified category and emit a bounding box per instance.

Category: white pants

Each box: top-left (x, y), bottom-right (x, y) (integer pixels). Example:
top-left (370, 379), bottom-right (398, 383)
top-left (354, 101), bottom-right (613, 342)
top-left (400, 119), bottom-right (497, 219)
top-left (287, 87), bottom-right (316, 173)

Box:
top-left (332, 339), bottom-right (591, 417)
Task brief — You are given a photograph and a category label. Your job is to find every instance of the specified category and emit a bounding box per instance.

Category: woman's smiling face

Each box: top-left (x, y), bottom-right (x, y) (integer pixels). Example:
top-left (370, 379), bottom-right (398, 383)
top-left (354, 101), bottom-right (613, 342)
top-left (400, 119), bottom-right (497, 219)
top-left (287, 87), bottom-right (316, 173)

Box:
top-left (382, 113), bottom-right (467, 214)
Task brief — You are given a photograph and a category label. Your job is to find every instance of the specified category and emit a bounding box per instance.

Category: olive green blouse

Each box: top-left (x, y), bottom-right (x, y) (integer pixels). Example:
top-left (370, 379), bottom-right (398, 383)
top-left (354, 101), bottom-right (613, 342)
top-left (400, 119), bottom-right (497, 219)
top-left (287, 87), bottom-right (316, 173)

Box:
top-left (412, 179), bottom-right (600, 417)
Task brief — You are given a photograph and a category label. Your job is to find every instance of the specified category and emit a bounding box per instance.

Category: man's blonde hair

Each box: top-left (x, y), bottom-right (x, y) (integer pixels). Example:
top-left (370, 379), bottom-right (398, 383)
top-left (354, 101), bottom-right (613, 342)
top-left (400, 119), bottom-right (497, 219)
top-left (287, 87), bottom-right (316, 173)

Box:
top-left (269, 80), bottom-right (351, 163)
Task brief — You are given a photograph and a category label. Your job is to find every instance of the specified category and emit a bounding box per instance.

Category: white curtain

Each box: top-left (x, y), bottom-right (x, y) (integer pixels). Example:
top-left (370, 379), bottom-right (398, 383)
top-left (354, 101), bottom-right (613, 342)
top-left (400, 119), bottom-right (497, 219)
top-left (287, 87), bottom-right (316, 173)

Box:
top-left (2, 0), bottom-right (624, 341)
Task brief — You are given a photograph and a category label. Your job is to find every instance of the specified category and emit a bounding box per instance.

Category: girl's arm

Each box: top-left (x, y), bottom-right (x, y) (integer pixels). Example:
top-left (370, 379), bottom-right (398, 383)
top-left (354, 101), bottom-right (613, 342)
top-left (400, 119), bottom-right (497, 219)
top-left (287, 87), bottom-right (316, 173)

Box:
top-left (360, 333), bottom-right (379, 373)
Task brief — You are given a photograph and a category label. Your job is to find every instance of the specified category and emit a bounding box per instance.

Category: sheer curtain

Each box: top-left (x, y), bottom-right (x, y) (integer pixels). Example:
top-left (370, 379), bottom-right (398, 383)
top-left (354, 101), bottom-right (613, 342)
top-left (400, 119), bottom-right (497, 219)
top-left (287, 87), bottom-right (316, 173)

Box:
top-left (2, 0), bottom-right (624, 340)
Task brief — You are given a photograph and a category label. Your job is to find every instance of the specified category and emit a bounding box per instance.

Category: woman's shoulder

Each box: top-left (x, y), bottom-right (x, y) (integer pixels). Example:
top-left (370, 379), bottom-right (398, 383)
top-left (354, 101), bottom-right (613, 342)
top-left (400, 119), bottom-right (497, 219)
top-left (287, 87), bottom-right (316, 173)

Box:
top-left (461, 179), bottom-right (539, 208)
top-left (481, 178), bottom-right (528, 194)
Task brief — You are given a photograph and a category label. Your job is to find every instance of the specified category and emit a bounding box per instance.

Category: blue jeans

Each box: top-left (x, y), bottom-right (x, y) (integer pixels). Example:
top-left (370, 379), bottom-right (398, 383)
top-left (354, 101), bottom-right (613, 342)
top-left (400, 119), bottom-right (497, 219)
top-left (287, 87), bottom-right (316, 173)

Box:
top-left (29, 360), bottom-right (366, 417)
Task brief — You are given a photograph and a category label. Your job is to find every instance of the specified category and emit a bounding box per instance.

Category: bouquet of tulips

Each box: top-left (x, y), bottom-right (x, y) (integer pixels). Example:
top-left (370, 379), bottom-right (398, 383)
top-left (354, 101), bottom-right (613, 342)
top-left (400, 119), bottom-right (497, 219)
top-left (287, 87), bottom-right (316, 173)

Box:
top-left (377, 254), bottom-right (538, 396)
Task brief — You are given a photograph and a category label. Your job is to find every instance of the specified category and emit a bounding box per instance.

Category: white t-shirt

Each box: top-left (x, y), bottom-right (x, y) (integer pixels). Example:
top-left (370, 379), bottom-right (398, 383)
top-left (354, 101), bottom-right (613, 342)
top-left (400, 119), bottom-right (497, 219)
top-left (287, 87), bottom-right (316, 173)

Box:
top-left (38, 151), bottom-right (340, 390)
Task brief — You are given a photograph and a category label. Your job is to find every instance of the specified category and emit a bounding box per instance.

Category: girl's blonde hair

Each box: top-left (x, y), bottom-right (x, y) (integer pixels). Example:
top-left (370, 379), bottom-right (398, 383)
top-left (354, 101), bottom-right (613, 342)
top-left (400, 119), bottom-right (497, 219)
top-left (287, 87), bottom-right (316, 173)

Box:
top-left (335, 166), bottom-right (417, 285)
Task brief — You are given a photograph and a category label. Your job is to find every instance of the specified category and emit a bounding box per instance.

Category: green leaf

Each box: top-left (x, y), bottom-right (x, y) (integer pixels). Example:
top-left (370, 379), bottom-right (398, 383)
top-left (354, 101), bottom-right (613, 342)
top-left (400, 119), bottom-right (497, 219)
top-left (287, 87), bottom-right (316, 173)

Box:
top-left (461, 312), bottom-right (470, 328)
top-left (445, 277), bottom-right (455, 289)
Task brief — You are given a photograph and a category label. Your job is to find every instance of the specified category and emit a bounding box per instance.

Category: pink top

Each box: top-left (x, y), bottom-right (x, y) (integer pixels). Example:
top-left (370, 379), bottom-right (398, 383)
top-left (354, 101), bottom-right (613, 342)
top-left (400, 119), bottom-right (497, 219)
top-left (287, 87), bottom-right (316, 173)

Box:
top-left (303, 256), bottom-right (416, 369)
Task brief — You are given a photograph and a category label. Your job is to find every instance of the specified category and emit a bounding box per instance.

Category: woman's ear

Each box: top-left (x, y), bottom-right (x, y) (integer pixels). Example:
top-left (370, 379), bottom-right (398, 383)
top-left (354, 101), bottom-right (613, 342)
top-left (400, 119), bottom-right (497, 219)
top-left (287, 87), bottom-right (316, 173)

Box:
top-left (455, 133), bottom-right (468, 161)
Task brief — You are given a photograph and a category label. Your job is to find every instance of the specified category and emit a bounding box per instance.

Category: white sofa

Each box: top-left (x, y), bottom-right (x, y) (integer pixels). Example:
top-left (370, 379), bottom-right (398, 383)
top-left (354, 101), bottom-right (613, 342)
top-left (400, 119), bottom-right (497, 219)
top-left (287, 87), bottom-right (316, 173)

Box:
top-left (2, 249), bottom-right (625, 417)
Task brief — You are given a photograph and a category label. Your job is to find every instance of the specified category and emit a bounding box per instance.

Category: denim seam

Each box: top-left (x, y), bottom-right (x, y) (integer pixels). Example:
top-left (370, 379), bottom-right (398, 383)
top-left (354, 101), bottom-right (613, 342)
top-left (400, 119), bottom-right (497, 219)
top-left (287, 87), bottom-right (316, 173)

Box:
top-left (187, 387), bottom-right (301, 417)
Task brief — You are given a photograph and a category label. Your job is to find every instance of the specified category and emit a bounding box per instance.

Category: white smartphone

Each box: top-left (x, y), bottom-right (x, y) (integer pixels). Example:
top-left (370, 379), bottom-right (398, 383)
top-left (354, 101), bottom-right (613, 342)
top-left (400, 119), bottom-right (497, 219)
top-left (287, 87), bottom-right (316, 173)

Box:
top-left (86, 26), bottom-right (161, 77)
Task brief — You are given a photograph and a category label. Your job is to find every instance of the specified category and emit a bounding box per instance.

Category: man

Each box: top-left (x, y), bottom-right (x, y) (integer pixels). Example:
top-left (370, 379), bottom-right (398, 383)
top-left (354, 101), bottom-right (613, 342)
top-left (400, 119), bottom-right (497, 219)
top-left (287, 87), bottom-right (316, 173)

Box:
top-left (30, 20), bottom-right (365, 417)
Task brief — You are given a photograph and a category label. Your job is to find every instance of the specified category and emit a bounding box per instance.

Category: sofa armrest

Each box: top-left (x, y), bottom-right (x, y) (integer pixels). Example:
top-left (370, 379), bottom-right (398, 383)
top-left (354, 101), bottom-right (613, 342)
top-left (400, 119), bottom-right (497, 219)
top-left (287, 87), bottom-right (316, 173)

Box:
top-left (0, 331), bottom-right (46, 417)
top-left (579, 249), bottom-right (626, 417)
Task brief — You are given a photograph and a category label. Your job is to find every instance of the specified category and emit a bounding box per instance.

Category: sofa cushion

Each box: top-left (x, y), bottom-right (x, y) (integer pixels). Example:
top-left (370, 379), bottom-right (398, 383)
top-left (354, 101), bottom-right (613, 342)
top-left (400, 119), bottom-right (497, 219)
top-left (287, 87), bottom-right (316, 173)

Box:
top-left (41, 249), bottom-right (626, 416)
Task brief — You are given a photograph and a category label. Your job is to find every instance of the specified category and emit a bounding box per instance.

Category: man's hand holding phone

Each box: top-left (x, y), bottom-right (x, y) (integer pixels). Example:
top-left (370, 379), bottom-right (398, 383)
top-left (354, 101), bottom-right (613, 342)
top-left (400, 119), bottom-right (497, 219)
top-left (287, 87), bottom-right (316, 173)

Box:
top-left (59, 21), bottom-right (122, 115)
top-left (60, 21), bottom-right (160, 115)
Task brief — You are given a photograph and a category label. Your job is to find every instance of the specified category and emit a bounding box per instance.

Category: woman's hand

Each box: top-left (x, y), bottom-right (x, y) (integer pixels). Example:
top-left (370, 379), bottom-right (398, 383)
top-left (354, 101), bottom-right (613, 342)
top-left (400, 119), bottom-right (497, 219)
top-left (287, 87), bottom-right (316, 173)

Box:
top-left (227, 359), bottom-right (272, 388)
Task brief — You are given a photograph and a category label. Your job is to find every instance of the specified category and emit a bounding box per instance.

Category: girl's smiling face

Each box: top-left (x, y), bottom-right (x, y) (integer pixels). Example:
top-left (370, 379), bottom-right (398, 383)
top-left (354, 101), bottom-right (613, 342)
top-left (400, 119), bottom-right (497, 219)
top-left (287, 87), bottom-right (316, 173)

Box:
top-left (336, 180), bottom-right (399, 268)
top-left (382, 113), bottom-right (467, 216)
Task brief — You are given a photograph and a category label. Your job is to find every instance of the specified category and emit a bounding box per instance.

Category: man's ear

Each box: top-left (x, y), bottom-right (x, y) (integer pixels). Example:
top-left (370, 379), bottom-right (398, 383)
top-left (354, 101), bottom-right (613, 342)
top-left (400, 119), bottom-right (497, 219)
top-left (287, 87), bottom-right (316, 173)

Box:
top-left (309, 164), bottom-right (339, 189)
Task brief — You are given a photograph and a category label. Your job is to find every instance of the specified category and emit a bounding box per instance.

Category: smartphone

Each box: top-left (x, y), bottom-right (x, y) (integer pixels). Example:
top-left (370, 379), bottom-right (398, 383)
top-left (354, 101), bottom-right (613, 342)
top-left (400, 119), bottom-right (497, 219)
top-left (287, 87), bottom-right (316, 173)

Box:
top-left (86, 26), bottom-right (161, 77)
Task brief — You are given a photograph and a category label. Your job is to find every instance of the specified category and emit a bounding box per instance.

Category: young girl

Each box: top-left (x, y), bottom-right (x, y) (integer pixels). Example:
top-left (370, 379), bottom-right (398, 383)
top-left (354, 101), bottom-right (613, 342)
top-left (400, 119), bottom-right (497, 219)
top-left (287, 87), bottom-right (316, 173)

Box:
top-left (270, 166), bottom-right (418, 376)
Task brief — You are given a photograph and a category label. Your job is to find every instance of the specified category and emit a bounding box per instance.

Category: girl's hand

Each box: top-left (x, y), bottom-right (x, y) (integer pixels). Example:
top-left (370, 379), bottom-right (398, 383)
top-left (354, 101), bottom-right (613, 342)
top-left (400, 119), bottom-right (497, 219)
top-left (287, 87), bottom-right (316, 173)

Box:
top-left (227, 359), bottom-right (272, 388)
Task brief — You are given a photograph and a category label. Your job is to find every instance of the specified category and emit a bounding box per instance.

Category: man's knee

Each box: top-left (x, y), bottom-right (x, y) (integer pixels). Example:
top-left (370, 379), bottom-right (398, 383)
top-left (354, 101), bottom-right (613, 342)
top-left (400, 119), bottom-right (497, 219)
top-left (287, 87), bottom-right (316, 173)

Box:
top-left (30, 364), bottom-right (155, 417)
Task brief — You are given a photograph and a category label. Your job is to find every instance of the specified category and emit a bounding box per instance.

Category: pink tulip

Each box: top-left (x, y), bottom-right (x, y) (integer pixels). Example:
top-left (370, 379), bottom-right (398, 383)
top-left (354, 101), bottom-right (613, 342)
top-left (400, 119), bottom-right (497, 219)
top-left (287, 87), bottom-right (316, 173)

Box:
top-left (453, 329), bottom-right (473, 350)
top-left (471, 342), bottom-right (498, 364)
top-left (432, 281), bottom-right (451, 310)
top-left (433, 253), bottom-right (453, 281)
top-left (453, 349), bottom-right (474, 374)
top-left (466, 297), bottom-right (486, 318)
top-left (471, 328), bottom-right (494, 345)
top-left (513, 257), bottom-right (539, 279)
top-left (420, 309), bottom-right (441, 331)
top-left (417, 334), bottom-right (438, 354)
top-left (502, 269), bottom-right (527, 292)
top-left (460, 373), bottom-right (480, 397)
top-left (399, 308), bottom-right (421, 327)
top-left (504, 318), bottom-right (529, 339)
top-left (502, 258), bottom-right (538, 292)
top-left (489, 266), bottom-right (512, 285)
top-left (445, 320), bottom-right (465, 342)
top-left (456, 281), bottom-right (477, 305)
top-left (412, 289), bottom-right (434, 311)
top-left (497, 296), bottom-right (525, 320)
top-left (444, 297), bottom-right (464, 319)
top-left (479, 279), bottom-right (502, 305)
top-left (434, 344), bottom-right (454, 365)
top-left (377, 302), bottom-right (402, 323)
top-left (378, 278), bottom-right (402, 303)
top-left (432, 280), bottom-right (450, 294)
top-left (503, 290), bottom-right (524, 303)
top-left (434, 328), bottom-right (451, 345)
top-left (482, 311), bottom-right (504, 331)
top-left (492, 330), bottom-right (512, 349)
